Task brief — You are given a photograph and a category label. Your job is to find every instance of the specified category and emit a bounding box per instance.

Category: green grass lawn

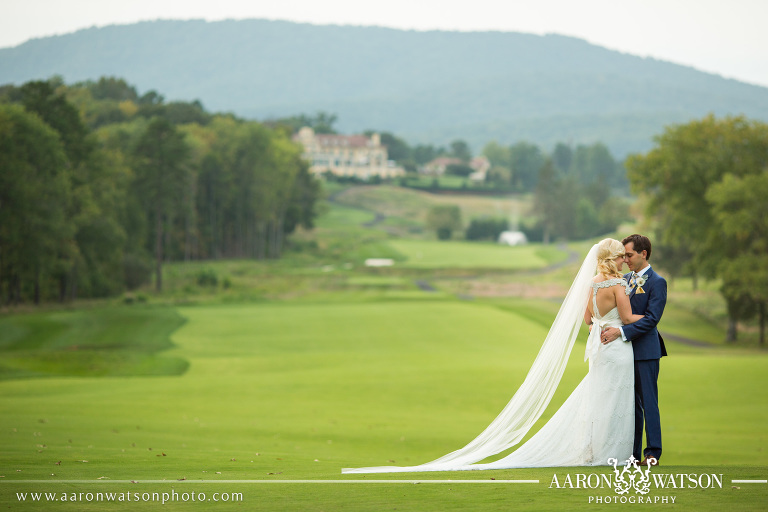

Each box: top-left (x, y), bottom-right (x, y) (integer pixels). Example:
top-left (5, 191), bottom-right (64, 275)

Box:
top-left (1, 300), bottom-right (766, 510)
top-left (388, 239), bottom-right (567, 269)
top-left (332, 185), bottom-right (532, 235)
top-left (313, 202), bottom-right (377, 229)
top-left (1, 197), bottom-right (765, 511)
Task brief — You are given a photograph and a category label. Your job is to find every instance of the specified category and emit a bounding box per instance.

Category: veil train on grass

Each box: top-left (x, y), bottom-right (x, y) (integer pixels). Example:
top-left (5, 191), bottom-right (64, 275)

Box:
top-left (342, 244), bottom-right (600, 473)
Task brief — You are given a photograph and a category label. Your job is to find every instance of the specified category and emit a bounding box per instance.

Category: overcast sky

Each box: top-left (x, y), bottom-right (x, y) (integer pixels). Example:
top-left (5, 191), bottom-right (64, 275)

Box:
top-left (2, 0), bottom-right (767, 87)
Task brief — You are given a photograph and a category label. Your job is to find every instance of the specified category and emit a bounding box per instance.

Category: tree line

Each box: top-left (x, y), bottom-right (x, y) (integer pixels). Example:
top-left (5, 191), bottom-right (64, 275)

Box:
top-left (491, 141), bottom-right (631, 242)
top-left (367, 131), bottom-right (630, 199)
top-left (484, 140), bottom-right (628, 193)
top-left (627, 115), bottom-right (768, 345)
top-left (0, 77), bottom-right (319, 304)
top-left (425, 206), bottom-right (509, 242)
top-left (381, 132), bottom-right (631, 242)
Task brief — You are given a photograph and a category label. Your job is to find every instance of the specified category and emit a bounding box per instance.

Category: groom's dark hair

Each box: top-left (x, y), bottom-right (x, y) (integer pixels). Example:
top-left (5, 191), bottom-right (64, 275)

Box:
top-left (622, 234), bottom-right (652, 260)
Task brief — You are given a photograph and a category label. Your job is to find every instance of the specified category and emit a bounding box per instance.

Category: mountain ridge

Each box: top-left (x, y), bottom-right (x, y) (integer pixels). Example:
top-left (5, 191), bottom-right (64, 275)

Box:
top-left (2, 18), bottom-right (766, 155)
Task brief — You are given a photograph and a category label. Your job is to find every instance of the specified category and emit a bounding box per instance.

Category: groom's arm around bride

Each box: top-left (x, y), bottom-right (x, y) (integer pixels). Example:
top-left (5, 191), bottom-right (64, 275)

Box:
top-left (601, 234), bottom-right (667, 465)
top-left (600, 234), bottom-right (667, 355)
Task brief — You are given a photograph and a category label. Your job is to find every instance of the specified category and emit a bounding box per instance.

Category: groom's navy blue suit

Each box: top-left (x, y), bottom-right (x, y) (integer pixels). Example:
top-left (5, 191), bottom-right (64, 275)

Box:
top-left (621, 267), bottom-right (667, 461)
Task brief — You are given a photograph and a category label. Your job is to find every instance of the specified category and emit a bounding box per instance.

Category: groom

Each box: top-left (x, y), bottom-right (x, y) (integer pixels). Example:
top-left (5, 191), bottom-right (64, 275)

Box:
top-left (601, 234), bottom-right (667, 466)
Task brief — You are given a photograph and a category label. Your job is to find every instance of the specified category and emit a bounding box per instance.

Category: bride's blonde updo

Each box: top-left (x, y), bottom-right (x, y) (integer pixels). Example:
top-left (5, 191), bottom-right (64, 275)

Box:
top-left (596, 238), bottom-right (625, 279)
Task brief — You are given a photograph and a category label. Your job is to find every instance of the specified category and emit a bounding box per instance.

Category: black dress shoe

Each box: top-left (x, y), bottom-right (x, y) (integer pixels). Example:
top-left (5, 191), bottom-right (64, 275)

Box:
top-left (639, 456), bottom-right (659, 466)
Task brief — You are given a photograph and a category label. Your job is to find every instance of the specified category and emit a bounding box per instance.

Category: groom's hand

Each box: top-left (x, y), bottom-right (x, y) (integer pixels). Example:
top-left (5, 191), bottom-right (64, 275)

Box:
top-left (601, 327), bottom-right (621, 344)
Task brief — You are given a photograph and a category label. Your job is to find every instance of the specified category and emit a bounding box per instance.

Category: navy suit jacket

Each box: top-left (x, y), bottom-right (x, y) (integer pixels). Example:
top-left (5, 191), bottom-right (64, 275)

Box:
top-left (622, 267), bottom-right (668, 360)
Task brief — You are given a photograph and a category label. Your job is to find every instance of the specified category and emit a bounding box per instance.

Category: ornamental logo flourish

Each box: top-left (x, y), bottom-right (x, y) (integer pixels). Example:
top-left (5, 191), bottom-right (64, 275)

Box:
top-left (607, 455), bottom-right (655, 495)
top-left (547, 458), bottom-right (722, 493)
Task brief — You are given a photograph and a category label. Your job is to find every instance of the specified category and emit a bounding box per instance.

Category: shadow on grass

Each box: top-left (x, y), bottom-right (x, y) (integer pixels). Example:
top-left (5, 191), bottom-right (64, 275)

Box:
top-left (0, 305), bottom-right (189, 380)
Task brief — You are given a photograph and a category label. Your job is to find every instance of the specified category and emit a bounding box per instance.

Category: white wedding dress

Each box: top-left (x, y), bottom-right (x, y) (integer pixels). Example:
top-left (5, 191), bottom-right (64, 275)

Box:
top-left (466, 279), bottom-right (634, 469)
top-left (343, 245), bottom-right (635, 474)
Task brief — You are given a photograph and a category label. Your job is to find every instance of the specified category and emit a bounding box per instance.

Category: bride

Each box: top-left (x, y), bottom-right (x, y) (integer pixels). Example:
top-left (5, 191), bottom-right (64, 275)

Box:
top-left (343, 239), bottom-right (643, 473)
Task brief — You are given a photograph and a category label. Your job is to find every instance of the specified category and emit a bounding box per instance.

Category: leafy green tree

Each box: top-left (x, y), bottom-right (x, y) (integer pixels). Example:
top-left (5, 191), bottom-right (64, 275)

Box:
top-left (627, 115), bottom-right (768, 341)
top-left (482, 142), bottom-right (513, 190)
top-left (486, 166), bottom-right (511, 188)
top-left (159, 100), bottom-right (211, 126)
top-left (232, 121), bottom-right (279, 259)
top-left (720, 282), bottom-right (758, 343)
top-left (445, 163), bottom-right (474, 177)
top-left (571, 143), bottom-right (621, 206)
top-left (509, 142), bottom-right (544, 192)
top-left (260, 134), bottom-right (306, 259)
top-left (707, 172), bottom-right (768, 345)
top-left (284, 162), bottom-right (321, 235)
top-left (4, 80), bottom-right (132, 299)
top-left (532, 151), bottom-right (625, 242)
top-left (426, 205), bottom-right (462, 240)
top-left (0, 104), bottom-right (72, 304)
top-left (133, 117), bottom-right (192, 291)
top-left (193, 117), bottom-right (319, 260)
top-left (449, 140), bottom-right (472, 162)
top-left (67, 144), bottom-right (131, 298)
top-left (87, 77), bottom-right (139, 101)
top-left (571, 143), bottom-right (614, 182)
top-left (573, 198), bottom-right (600, 239)
top-left (412, 144), bottom-right (444, 165)
top-left (138, 90), bottom-right (164, 106)
top-left (552, 143), bottom-right (572, 174)
top-left (549, 176), bottom-right (578, 240)
top-left (14, 80), bottom-right (92, 166)
top-left (465, 218), bottom-right (509, 241)
top-left (269, 111), bottom-right (338, 134)
top-left (533, 158), bottom-right (558, 244)
top-left (376, 132), bottom-right (409, 161)
top-left (482, 141), bottom-right (510, 169)
top-left (629, 115), bottom-right (768, 270)
top-left (195, 152), bottom-right (227, 259)
top-left (596, 196), bottom-right (631, 237)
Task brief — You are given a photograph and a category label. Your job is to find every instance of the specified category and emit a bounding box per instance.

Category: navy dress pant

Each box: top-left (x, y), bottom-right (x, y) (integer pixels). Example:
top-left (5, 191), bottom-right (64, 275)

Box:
top-left (633, 359), bottom-right (661, 460)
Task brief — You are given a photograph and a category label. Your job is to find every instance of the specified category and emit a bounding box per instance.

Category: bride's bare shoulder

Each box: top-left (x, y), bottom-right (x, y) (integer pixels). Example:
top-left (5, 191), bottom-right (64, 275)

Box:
top-left (593, 274), bottom-right (624, 290)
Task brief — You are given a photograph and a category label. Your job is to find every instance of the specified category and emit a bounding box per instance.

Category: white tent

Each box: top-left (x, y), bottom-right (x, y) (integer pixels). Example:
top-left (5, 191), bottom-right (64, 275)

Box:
top-left (498, 231), bottom-right (528, 246)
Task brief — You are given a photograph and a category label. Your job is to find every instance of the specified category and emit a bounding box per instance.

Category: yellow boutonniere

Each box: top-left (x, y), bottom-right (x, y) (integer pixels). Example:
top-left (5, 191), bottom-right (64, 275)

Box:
top-left (632, 274), bottom-right (647, 294)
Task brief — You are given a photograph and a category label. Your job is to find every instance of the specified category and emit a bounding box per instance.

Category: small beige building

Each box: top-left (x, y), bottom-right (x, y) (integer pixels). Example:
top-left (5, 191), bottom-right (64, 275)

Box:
top-left (421, 156), bottom-right (490, 182)
top-left (421, 157), bottom-right (464, 175)
top-left (294, 127), bottom-right (405, 179)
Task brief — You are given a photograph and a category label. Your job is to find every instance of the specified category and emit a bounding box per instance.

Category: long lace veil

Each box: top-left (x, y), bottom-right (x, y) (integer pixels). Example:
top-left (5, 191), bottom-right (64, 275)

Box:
top-left (342, 243), bottom-right (599, 473)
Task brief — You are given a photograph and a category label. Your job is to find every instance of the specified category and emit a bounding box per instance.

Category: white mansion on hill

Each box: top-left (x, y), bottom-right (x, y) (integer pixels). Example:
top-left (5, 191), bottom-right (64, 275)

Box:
top-left (294, 127), bottom-right (405, 179)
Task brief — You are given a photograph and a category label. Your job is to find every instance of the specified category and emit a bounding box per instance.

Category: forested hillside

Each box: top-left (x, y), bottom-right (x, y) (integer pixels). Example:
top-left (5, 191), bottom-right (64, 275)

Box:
top-left (2, 19), bottom-right (767, 155)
